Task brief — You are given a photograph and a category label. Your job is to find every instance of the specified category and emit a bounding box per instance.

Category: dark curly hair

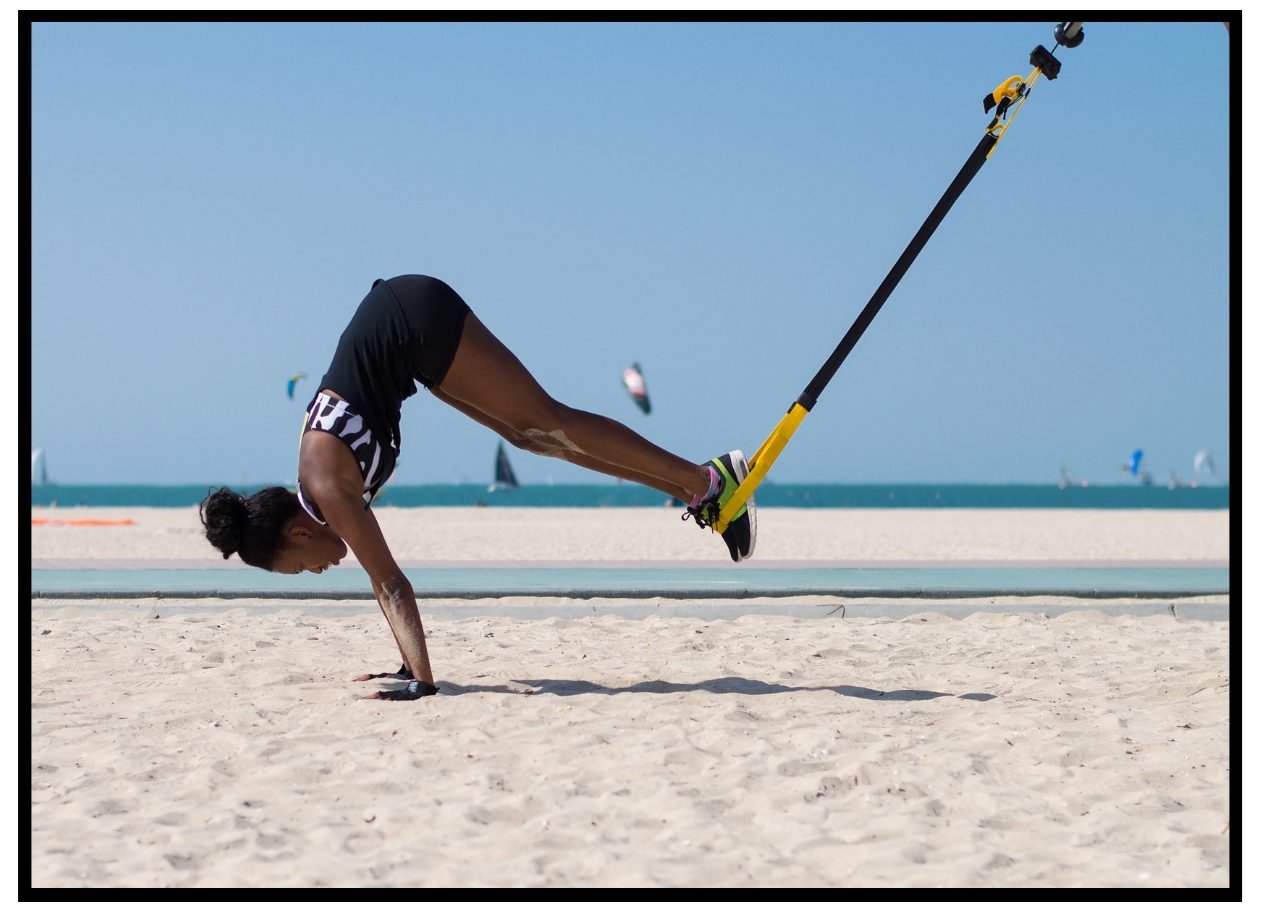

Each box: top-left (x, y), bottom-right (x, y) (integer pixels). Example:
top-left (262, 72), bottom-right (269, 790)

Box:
top-left (199, 486), bottom-right (300, 570)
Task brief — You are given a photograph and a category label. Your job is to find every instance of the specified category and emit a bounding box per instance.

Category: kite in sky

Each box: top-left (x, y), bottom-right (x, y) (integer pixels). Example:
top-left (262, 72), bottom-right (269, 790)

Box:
top-left (622, 363), bottom-right (651, 415)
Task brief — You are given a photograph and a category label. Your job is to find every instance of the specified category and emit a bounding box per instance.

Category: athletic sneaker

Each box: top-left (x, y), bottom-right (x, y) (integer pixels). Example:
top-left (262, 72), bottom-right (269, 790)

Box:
top-left (682, 450), bottom-right (757, 562)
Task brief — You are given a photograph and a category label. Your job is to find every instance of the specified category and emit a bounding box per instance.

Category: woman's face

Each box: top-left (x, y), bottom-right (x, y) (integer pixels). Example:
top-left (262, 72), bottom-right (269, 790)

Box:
top-left (271, 520), bottom-right (348, 575)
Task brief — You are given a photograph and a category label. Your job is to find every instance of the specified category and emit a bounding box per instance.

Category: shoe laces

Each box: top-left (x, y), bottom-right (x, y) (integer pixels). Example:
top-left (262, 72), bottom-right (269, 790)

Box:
top-left (682, 500), bottom-right (719, 529)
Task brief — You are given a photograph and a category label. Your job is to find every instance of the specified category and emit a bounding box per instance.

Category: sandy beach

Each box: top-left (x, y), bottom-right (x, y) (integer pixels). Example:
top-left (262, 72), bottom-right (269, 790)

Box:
top-left (30, 505), bottom-right (1233, 564)
top-left (29, 507), bottom-right (1232, 889)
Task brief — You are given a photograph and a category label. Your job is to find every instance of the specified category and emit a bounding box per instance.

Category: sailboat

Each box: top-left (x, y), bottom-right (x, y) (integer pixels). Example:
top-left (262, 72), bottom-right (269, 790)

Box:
top-left (488, 441), bottom-right (520, 493)
top-left (1193, 449), bottom-right (1217, 483)
top-left (1123, 448), bottom-right (1154, 486)
top-left (32, 448), bottom-right (49, 486)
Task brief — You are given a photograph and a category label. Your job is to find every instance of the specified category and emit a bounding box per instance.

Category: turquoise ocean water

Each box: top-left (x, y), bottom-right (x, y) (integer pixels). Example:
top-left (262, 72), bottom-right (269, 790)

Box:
top-left (30, 482), bottom-right (1231, 510)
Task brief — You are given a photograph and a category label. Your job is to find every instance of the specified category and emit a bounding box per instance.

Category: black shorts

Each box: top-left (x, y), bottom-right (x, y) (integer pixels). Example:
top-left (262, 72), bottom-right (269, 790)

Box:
top-left (379, 275), bottom-right (472, 388)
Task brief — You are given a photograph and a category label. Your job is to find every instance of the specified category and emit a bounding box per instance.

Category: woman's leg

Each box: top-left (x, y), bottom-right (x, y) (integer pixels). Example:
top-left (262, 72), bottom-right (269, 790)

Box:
top-left (434, 313), bottom-right (713, 503)
top-left (431, 387), bottom-right (696, 503)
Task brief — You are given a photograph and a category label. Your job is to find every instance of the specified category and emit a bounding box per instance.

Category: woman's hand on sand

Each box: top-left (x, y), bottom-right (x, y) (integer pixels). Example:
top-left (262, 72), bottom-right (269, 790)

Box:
top-left (352, 664), bottom-right (413, 682)
top-left (363, 680), bottom-right (439, 701)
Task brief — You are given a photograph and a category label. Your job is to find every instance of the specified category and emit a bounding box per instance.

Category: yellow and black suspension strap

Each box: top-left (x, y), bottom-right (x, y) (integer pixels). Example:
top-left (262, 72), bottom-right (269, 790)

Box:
top-left (716, 22), bottom-right (1084, 532)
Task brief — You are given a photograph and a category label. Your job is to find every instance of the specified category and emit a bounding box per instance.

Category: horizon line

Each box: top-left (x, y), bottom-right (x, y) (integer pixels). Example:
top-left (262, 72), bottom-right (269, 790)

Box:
top-left (29, 480), bottom-right (1231, 489)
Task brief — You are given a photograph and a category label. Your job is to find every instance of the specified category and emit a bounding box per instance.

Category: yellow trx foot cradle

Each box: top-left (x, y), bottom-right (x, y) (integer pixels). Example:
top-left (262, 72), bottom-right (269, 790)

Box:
top-left (715, 403), bottom-right (807, 533)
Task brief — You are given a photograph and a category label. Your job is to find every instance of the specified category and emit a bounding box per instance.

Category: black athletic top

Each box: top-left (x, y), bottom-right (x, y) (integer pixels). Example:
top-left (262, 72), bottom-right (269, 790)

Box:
top-left (296, 392), bottom-right (393, 524)
top-left (317, 278), bottom-right (421, 456)
top-left (296, 276), bottom-right (471, 525)
top-left (296, 279), bottom-right (416, 524)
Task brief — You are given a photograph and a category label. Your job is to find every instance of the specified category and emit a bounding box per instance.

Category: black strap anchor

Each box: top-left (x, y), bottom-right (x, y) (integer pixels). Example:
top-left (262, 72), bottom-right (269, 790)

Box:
top-left (714, 22), bottom-right (1087, 532)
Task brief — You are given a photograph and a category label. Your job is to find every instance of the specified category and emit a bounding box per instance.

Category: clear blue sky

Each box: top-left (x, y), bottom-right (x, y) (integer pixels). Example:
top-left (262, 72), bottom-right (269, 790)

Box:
top-left (28, 19), bottom-right (1232, 486)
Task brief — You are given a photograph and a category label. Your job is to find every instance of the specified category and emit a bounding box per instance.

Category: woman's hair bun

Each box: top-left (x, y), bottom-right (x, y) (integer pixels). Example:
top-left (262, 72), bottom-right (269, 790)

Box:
top-left (200, 486), bottom-right (248, 559)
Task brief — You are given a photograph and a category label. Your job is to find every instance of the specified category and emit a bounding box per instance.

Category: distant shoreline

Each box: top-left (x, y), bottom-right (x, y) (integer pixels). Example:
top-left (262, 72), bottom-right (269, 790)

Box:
top-left (29, 482), bottom-right (1232, 510)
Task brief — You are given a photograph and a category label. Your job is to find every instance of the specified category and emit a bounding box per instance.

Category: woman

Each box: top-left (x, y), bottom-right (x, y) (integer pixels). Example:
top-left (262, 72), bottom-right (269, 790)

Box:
top-left (200, 275), bottom-right (756, 700)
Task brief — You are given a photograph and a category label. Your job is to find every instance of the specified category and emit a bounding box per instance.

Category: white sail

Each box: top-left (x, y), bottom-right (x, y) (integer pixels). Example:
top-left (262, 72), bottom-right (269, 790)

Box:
top-left (32, 448), bottom-right (48, 485)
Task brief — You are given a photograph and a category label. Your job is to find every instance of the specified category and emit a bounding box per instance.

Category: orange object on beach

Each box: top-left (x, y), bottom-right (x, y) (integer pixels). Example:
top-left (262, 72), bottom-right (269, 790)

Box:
top-left (31, 518), bottom-right (136, 526)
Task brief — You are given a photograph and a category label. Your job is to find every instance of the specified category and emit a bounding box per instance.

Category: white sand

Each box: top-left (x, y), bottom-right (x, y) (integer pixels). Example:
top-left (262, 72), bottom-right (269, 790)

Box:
top-left (31, 506), bottom-right (1231, 563)
top-left (29, 507), bottom-right (1231, 888)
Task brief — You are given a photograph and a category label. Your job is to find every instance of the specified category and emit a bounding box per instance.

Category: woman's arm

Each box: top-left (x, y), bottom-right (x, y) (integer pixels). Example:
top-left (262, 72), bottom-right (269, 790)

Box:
top-left (330, 501), bottom-right (435, 688)
top-left (300, 434), bottom-right (436, 697)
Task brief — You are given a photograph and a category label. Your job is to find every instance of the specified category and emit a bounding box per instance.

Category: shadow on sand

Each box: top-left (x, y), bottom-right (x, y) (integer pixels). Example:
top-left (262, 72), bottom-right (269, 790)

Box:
top-left (438, 676), bottom-right (996, 702)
